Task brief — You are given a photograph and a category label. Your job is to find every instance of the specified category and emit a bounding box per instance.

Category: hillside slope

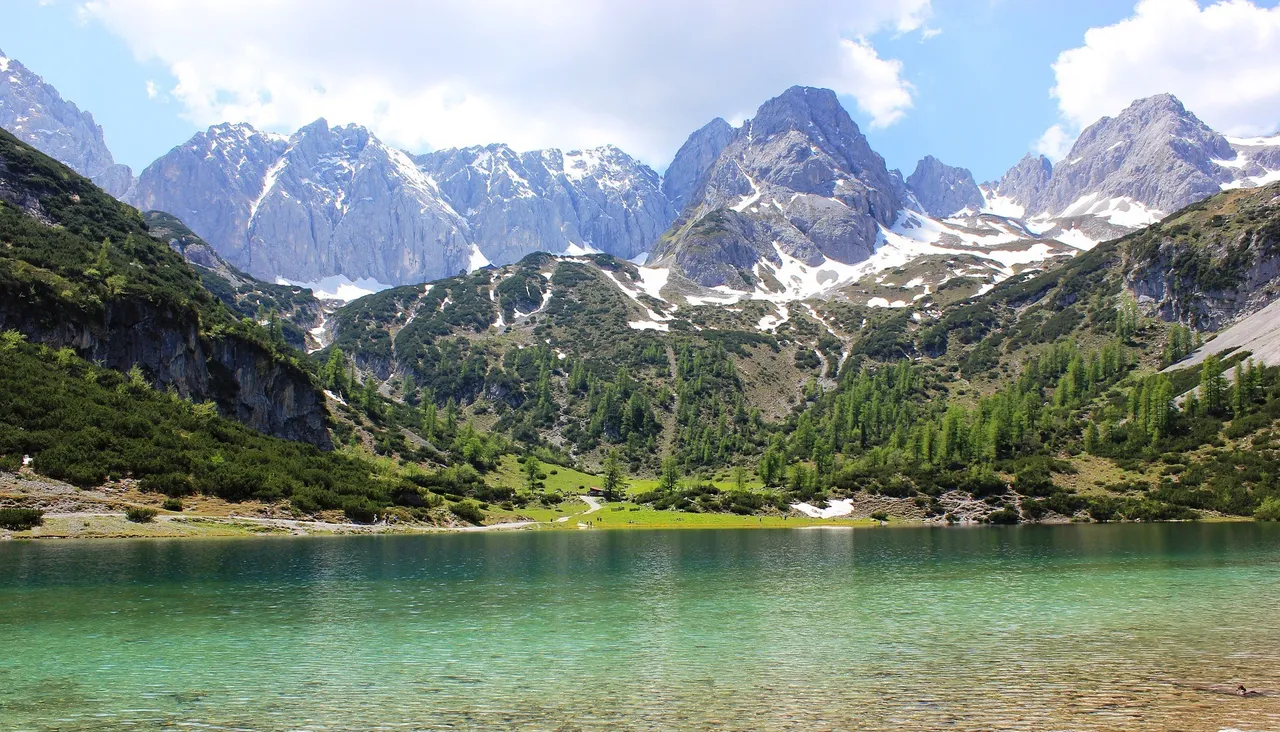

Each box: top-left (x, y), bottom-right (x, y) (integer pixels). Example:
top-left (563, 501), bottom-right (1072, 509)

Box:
top-left (0, 129), bottom-right (329, 446)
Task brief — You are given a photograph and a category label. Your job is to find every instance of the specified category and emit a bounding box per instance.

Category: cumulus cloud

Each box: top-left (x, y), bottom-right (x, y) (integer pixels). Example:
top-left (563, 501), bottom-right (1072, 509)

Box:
top-left (79, 0), bottom-right (929, 166)
top-left (1035, 124), bottom-right (1074, 162)
top-left (1049, 0), bottom-right (1280, 138)
top-left (832, 38), bottom-right (915, 128)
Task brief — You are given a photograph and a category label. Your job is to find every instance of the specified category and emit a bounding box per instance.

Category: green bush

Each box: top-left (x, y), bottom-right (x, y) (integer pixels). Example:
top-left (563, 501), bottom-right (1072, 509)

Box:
top-left (0, 507), bottom-right (44, 530)
top-left (448, 500), bottom-right (485, 525)
top-left (870, 511), bottom-right (889, 522)
top-left (162, 497), bottom-right (184, 512)
top-left (985, 507), bottom-right (1021, 524)
top-left (342, 498), bottom-right (379, 524)
top-left (140, 474), bottom-right (195, 497)
top-left (1255, 496), bottom-right (1280, 521)
top-left (124, 506), bottom-right (157, 523)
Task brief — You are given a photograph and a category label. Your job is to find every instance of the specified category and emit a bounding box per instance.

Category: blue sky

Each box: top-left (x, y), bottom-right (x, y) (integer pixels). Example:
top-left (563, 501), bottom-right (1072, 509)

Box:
top-left (6, 0), bottom-right (1280, 182)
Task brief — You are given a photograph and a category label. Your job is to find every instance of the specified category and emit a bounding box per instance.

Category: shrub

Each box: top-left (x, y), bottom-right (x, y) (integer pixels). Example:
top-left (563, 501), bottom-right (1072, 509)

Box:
top-left (342, 498), bottom-right (379, 524)
top-left (140, 473), bottom-right (195, 497)
top-left (1255, 496), bottom-right (1280, 522)
top-left (985, 506), bottom-right (1021, 524)
top-left (449, 500), bottom-right (485, 525)
top-left (0, 507), bottom-right (44, 530)
top-left (870, 511), bottom-right (889, 522)
top-left (124, 507), bottom-right (157, 523)
top-left (162, 497), bottom-right (184, 512)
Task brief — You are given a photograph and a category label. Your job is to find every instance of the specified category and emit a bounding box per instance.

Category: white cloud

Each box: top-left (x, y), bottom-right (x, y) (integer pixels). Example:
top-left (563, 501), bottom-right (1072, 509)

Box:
top-left (78, 0), bottom-right (931, 165)
top-left (1050, 0), bottom-right (1280, 138)
top-left (1035, 124), bottom-right (1074, 162)
top-left (831, 38), bottom-right (915, 129)
top-left (144, 80), bottom-right (158, 99)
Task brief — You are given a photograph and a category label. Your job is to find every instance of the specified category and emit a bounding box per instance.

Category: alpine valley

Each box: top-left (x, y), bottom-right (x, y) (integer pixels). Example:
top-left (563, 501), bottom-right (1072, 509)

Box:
top-left (3, 43), bottom-right (1280, 537)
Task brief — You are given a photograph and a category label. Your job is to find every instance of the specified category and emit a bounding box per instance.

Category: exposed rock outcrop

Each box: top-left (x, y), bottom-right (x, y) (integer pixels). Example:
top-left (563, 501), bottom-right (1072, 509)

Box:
top-left (906, 155), bottom-right (984, 217)
top-left (417, 143), bottom-right (673, 264)
top-left (651, 86), bottom-right (904, 286)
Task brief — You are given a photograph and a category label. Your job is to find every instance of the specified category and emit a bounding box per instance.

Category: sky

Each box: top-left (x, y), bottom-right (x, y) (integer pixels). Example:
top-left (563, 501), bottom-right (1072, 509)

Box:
top-left (5, 0), bottom-right (1280, 183)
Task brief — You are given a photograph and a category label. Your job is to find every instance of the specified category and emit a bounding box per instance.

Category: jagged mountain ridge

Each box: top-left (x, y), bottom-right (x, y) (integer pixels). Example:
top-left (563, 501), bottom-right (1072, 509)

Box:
top-left (131, 120), bottom-right (675, 287)
top-left (988, 94), bottom-right (1280, 225)
top-left (650, 86), bottom-right (906, 288)
top-left (0, 47), bottom-right (132, 197)
top-left (906, 155), bottom-right (984, 218)
top-left (131, 119), bottom-right (474, 286)
top-left (415, 142), bottom-right (674, 266)
top-left (4, 38), bottom-right (1277, 307)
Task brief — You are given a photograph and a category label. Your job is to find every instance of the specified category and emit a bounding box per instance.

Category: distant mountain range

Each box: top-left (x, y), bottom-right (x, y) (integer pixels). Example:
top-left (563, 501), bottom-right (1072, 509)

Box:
top-left (2, 46), bottom-right (1277, 301)
top-left (0, 47), bottom-right (132, 197)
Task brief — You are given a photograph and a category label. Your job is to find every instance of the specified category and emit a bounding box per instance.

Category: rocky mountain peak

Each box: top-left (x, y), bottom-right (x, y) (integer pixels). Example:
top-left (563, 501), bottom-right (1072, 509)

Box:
top-left (650, 85), bottom-right (904, 287)
top-left (906, 155), bottom-right (984, 217)
top-left (993, 153), bottom-right (1053, 208)
top-left (995, 94), bottom-right (1238, 220)
top-left (0, 47), bottom-right (132, 197)
top-left (663, 117), bottom-right (734, 214)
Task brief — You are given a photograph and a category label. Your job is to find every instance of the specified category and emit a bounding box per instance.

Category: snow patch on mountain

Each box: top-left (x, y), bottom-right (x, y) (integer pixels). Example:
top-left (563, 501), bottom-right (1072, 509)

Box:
top-left (468, 245), bottom-right (492, 272)
top-left (277, 274), bottom-right (392, 303)
top-left (1054, 194), bottom-right (1163, 228)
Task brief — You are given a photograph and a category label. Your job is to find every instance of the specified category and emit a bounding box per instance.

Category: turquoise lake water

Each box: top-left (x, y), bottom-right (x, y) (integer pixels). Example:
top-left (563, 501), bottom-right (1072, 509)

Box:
top-left (1, 524), bottom-right (1279, 730)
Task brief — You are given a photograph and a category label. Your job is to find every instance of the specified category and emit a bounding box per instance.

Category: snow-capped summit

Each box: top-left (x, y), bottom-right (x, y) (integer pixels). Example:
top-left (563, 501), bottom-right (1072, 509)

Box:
top-left (0, 47), bottom-right (132, 197)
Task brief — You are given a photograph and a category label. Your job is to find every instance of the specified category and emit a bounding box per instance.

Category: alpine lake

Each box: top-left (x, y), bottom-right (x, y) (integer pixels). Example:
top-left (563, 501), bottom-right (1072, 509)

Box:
top-left (1, 523), bottom-right (1278, 730)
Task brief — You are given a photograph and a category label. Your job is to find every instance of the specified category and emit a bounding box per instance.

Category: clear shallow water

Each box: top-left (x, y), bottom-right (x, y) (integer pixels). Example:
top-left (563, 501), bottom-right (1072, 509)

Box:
top-left (1, 525), bottom-right (1279, 731)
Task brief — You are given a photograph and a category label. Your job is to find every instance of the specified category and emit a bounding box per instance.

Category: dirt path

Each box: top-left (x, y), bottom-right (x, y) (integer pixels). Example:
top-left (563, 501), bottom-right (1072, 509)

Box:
top-left (579, 495), bottom-right (602, 514)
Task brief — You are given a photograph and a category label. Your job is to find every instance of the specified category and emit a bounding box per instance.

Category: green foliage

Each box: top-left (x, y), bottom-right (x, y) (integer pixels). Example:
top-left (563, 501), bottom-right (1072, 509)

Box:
top-left (162, 497), bottom-right (184, 512)
top-left (602, 449), bottom-right (627, 501)
top-left (1256, 497), bottom-right (1280, 521)
top-left (448, 500), bottom-right (485, 525)
top-left (0, 507), bottom-right (43, 530)
top-left (0, 336), bottom-right (398, 513)
top-left (125, 507), bottom-right (158, 523)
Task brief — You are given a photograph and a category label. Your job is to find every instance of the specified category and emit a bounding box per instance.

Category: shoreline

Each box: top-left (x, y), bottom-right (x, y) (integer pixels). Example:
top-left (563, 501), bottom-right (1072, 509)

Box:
top-left (3, 509), bottom-right (1253, 542)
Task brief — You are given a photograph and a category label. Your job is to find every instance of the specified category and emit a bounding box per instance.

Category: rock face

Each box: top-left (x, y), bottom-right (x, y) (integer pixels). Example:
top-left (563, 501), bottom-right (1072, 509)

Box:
top-left (992, 95), bottom-right (1280, 224)
top-left (906, 155), bottom-right (984, 217)
top-left (651, 86), bottom-right (904, 287)
top-left (991, 154), bottom-right (1053, 212)
top-left (1121, 182), bottom-right (1280, 331)
top-left (662, 118), bottom-right (734, 214)
top-left (0, 48), bottom-right (132, 197)
top-left (132, 120), bottom-right (473, 285)
top-left (134, 122), bottom-right (673, 284)
top-left (417, 143), bottom-right (673, 264)
top-left (1037, 94), bottom-right (1233, 216)
top-left (0, 294), bottom-right (331, 447)
top-left (129, 123), bottom-right (289, 269)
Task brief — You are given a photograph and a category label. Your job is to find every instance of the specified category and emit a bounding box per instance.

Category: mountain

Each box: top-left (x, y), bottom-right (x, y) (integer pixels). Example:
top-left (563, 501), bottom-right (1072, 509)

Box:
top-left (306, 177), bottom-right (1280, 522)
top-left (661, 117), bottom-right (735, 214)
top-left (0, 48), bottom-right (132, 197)
top-left (132, 121), bottom-right (675, 287)
top-left (651, 86), bottom-right (905, 288)
top-left (990, 94), bottom-right (1280, 229)
top-left (0, 128), bottom-right (328, 446)
top-left (131, 119), bottom-right (472, 286)
top-left (143, 210), bottom-right (326, 352)
top-left (415, 142), bottom-right (673, 265)
top-left (906, 155), bottom-right (984, 217)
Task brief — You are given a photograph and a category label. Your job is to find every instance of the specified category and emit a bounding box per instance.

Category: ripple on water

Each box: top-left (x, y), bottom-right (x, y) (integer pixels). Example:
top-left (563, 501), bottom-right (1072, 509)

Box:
top-left (0, 524), bottom-right (1278, 730)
